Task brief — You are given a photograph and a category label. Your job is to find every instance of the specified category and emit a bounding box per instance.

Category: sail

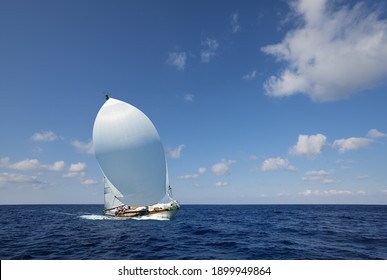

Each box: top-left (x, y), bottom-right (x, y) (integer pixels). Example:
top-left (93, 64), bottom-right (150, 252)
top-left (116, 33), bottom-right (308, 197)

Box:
top-left (103, 176), bottom-right (124, 210)
top-left (93, 97), bottom-right (166, 207)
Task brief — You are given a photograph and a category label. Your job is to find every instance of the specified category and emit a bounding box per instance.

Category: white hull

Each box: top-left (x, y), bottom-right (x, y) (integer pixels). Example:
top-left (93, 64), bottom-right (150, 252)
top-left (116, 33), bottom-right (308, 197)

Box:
top-left (133, 207), bottom-right (179, 220)
top-left (104, 200), bottom-right (180, 220)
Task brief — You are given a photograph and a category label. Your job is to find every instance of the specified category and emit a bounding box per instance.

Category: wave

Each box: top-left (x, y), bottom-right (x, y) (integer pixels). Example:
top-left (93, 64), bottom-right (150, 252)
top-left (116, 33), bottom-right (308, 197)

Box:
top-left (2, 204), bottom-right (386, 260)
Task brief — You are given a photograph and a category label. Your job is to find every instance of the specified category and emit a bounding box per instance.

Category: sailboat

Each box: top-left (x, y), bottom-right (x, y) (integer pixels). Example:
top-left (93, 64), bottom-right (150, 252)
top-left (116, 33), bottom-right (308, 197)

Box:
top-left (92, 95), bottom-right (180, 219)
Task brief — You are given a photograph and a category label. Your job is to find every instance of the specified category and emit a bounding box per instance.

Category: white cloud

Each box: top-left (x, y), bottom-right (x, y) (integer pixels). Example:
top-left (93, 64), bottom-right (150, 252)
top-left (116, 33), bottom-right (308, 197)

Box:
top-left (184, 94), bottom-right (194, 102)
top-left (179, 167), bottom-right (207, 180)
top-left (68, 162), bottom-right (87, 172)
top-left (242, 70), bottom-right (257, 81)
top-left (262, 0), bottom-right (387, 102)
top-left (9, 159), bottom-right (41, 170)
top-left (231, 13), bottom-right (241, 33)
top-left (65, 162), bottom-right (87, 178)
top-left (212, 159), bottom-right (236, 176)
top-left (333, 137), bottom-right (373, 153)
top-left (215, 181), bottom-right (229, 187)
top-left (198, 167), bottom-right (207, 175)
top-left (289, 134), bottom-right (326, 158)
top-left (7, 158), bottom-right (64, 172)
top-left (201, 37), bottom-right (219, 63)
top-left (72, 140), bottom-right (94, 154)
top-left (204, 37), bottom-right (219, 51)
top-left (368, 128), bottom-right (387, 138)
top-left (0, 172), bottom-right (40, 186)
top-left (0, 157), bottom-right (95, 188)
top-left (166, 144), bottom-right (185, 159)
top-left (47, 161), bottom-right (65, 171)
top-left (261, 157), bottom-right (296, 172)
top-left (31, 130), bottom-right (58, 142)
top-left (64, 163), bottom-right (97, 185)
top-left (166, 52), bottom-right (187, 70)
top-left (302, 169), bottom-right (336, 184)
top-left (299, 189), bottom-right (365, 196)
top-left (80, 178), bottom-right (98, 185)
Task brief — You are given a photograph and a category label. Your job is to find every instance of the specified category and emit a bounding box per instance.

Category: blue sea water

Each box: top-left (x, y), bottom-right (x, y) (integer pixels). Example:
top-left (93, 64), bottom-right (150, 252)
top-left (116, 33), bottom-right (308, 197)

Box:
top-left (0, 204), bottom-right (386, 260)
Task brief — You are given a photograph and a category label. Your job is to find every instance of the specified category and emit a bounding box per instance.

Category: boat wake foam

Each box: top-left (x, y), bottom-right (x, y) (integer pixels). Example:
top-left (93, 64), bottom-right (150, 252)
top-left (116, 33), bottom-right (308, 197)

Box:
top-left (131, 215), bottom-right (171, 221)
top-left (79, 214), bottom-right (115, 220)
top-left (79, 214), bottom-right (171, 221)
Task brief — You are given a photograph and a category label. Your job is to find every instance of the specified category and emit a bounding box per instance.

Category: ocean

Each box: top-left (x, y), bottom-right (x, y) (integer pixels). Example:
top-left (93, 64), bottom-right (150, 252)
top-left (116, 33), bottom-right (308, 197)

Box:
top-left (1, 204), bottom-right (386, 260)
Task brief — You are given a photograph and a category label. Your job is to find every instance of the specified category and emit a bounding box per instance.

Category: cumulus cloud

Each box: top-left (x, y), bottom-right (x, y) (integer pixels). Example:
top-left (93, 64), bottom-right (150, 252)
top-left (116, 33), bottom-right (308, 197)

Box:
top-left (333, 137), bottom-right (373, 153)
top-left (65, 162), bottom-right (87, 178)
top-left (31, 130), bottom-right (58, 142)
top-left (64, 162), bottom-right (97, 185)
top-left (289, 134), bottom-right (326, 158)
top-left (0, 172), bottom-right (41, 186)
top-left (166, 52), bottom-right (187, 70)
top-left (180, 167), bottom-right (207, 180)
top-left (68, 162), bottom-right (87, 172)
top-left (368, 128), bottom-right (387, 138)
top-left (63, 163), bottom-right (97, 185)
top-left (262, 0), bottom-right (387, 102)
top-left (72, 140), bottom-right (94, 154)
top-left (166, 144), bottom-right (185, 159)
top-left (231, 12), bottom-right (241, 33)
top-left (261, 157), bottom-right (296, 172)
top-left (198, 167), bottom-right (207, 175)
top-left (212, 159), bottom-right (236, 176)
top-left (302, 169), bottom-right (336, 184)
top-left (6, 158), bottom-right (64, 172)
top-left (201, 37), bottom-right (219, 63)
top-left (215, 181), bottom-right (229, 187)
top-left (47, 161), bottom-right (65, 171)
top-left (184, 94), bottom-right (194, 102)
top-left (9, 159), bottom-right (41, 170)
top-left (80, 178), bottom-right (98, 185)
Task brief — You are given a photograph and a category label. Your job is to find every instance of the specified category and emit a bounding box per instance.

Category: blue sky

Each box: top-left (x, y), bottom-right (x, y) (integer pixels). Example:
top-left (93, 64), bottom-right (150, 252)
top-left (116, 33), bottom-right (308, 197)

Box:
top-left (1, 0), bottom-right (387, 205)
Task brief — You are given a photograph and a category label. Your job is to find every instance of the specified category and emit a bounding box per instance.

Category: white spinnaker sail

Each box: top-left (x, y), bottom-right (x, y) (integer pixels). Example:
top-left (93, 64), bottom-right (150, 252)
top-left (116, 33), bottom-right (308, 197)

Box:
top-left (93, 98), bottom-right (166, 207)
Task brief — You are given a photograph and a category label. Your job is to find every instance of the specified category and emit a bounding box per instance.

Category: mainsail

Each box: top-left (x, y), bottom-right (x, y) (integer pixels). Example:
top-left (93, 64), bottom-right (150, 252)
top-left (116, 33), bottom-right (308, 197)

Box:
top-left (93, 97), bottom-right (167, 208)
